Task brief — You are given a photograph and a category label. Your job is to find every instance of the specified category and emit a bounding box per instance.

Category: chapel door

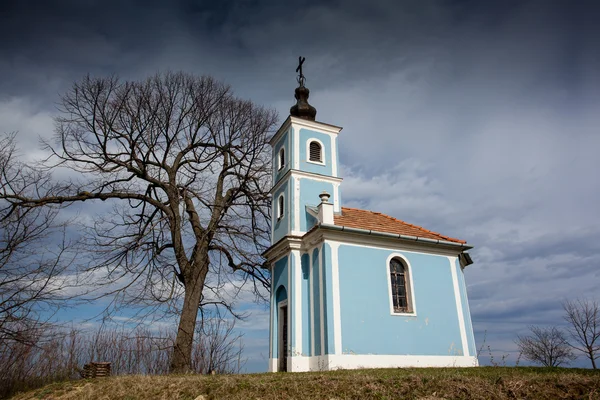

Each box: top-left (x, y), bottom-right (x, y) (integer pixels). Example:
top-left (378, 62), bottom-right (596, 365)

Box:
top-left (278, 305), bottom-right (288, 372)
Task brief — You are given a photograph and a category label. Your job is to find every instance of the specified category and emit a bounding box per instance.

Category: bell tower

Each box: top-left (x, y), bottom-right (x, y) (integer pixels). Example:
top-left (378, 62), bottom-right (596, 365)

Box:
top-left (266, 58), bottom-right (343, 372)
top-left (269, 57), bottom-right (343, 243)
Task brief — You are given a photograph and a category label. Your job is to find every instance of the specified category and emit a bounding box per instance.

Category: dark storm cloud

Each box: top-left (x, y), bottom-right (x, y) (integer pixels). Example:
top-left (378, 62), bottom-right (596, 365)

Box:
top-left (2, 0), bottom-right (599, 111)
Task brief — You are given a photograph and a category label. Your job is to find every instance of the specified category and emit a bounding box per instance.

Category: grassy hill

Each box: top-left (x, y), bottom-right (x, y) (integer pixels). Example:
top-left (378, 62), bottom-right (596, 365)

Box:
top-left (9, 367), bottom-right (600, 400)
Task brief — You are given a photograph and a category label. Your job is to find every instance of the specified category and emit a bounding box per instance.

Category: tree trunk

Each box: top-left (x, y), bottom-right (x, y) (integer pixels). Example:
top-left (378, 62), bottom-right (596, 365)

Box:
top-left (591, 353), bottom-right (597, 369)
top-left (170, 266), bottom-right (208, 373)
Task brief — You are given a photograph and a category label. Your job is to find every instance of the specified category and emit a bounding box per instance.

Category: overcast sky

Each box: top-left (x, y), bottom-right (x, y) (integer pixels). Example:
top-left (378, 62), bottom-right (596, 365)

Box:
top-left (2, 0), bottom-right (600, 371)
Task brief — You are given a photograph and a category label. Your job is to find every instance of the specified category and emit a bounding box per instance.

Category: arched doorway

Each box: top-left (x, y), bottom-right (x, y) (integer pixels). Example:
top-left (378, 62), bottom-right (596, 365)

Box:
top-left (275, 285), bottom-right (288, 372)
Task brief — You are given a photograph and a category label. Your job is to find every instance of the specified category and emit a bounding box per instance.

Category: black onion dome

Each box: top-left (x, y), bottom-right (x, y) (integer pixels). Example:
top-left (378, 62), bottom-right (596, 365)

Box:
top-left (290, 85), bottom-right (317, 121)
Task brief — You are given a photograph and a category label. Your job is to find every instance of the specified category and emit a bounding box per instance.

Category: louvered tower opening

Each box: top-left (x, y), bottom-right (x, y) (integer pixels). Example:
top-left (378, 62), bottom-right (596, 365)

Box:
top-left (309, 141), bottom-right (322, 162)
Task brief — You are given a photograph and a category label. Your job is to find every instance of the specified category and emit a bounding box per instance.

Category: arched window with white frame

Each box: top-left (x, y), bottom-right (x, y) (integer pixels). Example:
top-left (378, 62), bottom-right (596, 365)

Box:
top-left (389, 257), bottom-right (414, 314)
top-left (308, 140), bottom-right (323, 163)
top-left (278, 147), bottom-right (285, 170)
top-left (277, 194), bottom-right (284, 220)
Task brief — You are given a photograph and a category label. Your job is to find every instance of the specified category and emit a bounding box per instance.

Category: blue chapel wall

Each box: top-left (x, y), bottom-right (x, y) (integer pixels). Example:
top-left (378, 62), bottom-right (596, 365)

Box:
top-left (271, 255), bottom-right (289, 358)
top-left (272, 129), bottom-right (291, 184)
top-left (298, 179), bottom-right (335, 232)
top-left (337, 245), bottom-right (464, 356)
top-left (273, 256), bottom-right (289, 299)
top-left (272, 181), bottom-right (289, 242)
top-left (454, 258), bottom-right (477, 356)
top-left (311, 247), bottom-right (322, 356)
top-left (299, 128), bottom-right (334, 176)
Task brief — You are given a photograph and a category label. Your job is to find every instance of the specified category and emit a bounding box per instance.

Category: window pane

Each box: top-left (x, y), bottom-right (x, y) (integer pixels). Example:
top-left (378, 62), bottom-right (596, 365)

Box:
top-left (390, 259), bottom-right (410, 313)
top-left (391, 259), bottom-right (404, 274)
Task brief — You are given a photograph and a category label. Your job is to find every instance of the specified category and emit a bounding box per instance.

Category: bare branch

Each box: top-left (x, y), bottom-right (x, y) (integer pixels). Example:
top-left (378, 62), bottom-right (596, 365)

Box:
top-left (0, 134), bottom-right (78, 343)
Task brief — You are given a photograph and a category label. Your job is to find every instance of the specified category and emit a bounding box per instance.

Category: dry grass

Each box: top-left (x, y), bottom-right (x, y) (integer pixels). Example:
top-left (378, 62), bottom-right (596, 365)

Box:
top-left (9, 367), bottom-right (600, 400)
top-left (0, 321), bottom-right (245, 399)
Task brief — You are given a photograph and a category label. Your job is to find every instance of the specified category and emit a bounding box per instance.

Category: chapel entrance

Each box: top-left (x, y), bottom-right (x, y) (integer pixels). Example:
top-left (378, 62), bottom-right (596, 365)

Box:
top-left (278, 304), bottom-right (288, 372)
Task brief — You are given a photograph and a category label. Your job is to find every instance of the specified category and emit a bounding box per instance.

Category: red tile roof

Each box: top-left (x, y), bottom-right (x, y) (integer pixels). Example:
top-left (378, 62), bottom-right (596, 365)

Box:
top-left (333, 207), bottom-right (466, 244)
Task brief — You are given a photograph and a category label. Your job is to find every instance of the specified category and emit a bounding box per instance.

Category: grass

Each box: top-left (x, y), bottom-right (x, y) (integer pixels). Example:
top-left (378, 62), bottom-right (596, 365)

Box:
top-left (9, 367), bottom-right (600, 400)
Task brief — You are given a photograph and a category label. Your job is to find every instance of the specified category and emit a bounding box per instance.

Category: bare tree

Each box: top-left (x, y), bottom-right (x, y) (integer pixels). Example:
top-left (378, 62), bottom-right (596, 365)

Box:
top-left (0, 72), bottom-right (278, 372)
top-left (515, 325), bottom-right (575, 367)
top-left (0, 133), bottom-right (76, 343)
top-left (563, 298), bottom-right (600, 369)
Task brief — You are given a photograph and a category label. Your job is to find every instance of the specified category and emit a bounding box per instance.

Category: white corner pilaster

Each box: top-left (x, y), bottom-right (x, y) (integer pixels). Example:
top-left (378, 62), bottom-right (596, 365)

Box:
top-left (448, 256), bottom-right (469, 357)
top-left (329, 241), bottom-right (342, 355)
top-left (293, 127), bottom-right (300, 170)
top-left (331, 135), bottom-right (338, 177)
top-left (319, 244), bottom-right (325, 356)
top-left (293, 176), bottom-right (300, 232)
top-left (309, 247), bottom-right (315, 357)
top-left (333, 182), bottom-right (340, 212)
top-left (293, 250), bottom-right (302, 356)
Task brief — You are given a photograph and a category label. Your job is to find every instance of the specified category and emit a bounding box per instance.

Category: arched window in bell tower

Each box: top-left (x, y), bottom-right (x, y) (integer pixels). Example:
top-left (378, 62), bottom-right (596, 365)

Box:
top-left (278, 148), bottom-right (285, 170)
top-left (308, 140), bottom-right (323, 163)
top-left (277, 194), bottom-right (285, 220)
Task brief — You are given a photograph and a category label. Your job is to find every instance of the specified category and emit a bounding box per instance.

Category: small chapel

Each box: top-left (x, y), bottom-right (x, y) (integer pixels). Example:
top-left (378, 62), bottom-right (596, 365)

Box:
top-left (263, 60), bottom-right (478, 372)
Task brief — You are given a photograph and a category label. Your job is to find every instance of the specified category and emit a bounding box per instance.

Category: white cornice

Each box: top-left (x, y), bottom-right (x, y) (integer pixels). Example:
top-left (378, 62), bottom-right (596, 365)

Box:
top-left (302, 226), bottom-right (471, 257)
top-left (270, 116), bottom-right (343, 146)
top-left (290, 116), bottom-right (343, 134)
top-left (271, 169), bottom-right (343, 195)
top-left (263, 224), bottom-right (470, 264)
top-left (263, 235), bottom-right (304, 264)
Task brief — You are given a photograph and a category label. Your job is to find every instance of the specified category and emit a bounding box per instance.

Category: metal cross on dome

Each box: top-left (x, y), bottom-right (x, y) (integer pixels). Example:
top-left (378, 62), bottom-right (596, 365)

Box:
top-left (296, 56), bottom-right (306, 87)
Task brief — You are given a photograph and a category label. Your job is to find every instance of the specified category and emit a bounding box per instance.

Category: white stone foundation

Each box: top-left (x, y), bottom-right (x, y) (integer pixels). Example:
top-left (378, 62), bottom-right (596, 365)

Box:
top-left (269, 355), bottom-right (479, 372)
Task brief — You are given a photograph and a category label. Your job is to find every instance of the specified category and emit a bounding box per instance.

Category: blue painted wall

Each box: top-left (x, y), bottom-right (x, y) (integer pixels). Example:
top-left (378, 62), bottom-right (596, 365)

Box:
top-left (289, 252), bottom-right (297, 355)
top-left (298, 179), bottom-right (335, 231)
top-left (299, 128), bottom-right (334, 176)
top-left (272, 181), bottom-right (289, 242)
top-left (337, 245), bottom-right (464, 356)
top-left (273, 256), bottom-right (289, 294)
top-left (311, 247), bottom-right (321, 356)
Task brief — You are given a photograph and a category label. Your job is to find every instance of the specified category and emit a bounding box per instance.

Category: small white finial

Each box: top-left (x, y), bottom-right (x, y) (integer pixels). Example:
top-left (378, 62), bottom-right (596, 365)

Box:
top-left (319, 191), bottom-right (330, 203)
